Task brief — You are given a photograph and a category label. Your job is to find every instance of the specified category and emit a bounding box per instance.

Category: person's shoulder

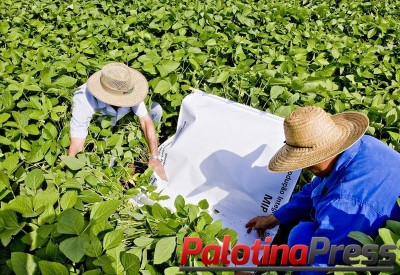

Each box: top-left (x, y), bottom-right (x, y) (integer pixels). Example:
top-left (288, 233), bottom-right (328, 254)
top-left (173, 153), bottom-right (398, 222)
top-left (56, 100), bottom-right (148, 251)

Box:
top-left (360, 135), bottom-right (378, 143)
top-left (73, 83), bottom-right (89, 96)
top-left (360, 135), bottom-right (391, 149)
top-left (72, 83), bottom-right (98, 108)
top-left (358, 135), bottom-right (400, 161)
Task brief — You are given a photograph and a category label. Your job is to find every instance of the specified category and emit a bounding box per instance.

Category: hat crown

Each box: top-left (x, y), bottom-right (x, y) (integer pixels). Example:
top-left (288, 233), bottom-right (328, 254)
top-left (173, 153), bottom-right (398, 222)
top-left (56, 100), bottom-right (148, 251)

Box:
top-left (100, 63), bottom-right (134, 95)
top-left (284, 106), bottom-right (338, 149)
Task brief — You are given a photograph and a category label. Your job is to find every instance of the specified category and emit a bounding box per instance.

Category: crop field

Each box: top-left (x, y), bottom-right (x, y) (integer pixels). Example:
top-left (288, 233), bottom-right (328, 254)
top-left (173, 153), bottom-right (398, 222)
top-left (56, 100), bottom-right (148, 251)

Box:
top-left (0, 0), bottom-right (399, 274)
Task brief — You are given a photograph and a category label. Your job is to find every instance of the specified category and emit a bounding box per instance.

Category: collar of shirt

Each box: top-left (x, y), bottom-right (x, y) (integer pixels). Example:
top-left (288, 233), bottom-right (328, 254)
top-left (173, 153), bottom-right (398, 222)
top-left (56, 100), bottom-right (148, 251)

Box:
top-left (312, 138), bottom-right (362, 194)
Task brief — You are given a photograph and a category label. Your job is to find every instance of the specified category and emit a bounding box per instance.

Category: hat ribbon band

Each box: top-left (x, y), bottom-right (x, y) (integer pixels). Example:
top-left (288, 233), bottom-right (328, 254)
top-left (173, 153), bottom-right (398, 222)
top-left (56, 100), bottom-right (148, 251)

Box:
top-left (284, 141), bottom-right (314, 149)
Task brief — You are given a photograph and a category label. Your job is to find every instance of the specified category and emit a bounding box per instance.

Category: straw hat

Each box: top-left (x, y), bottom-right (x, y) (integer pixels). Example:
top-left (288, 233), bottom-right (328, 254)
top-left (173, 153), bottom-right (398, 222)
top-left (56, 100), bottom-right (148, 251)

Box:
top-left (268, 106), bottom-right (369, 172)
top-left (87, 63), bottom-right (148, 107)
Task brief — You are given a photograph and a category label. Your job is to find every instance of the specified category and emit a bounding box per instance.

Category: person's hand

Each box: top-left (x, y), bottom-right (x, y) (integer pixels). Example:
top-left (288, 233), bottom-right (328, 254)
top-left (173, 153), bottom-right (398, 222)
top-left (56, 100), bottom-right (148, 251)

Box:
top-left (148, 159), bottom-right (168, 181)
top-left (245, 215), bottom-right (280, 237)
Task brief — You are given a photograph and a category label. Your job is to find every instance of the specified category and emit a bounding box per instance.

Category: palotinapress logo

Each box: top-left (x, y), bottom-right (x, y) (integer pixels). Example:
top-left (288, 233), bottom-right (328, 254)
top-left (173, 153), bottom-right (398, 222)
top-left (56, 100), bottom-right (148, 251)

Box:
top-left (179, 236), bottom-right (396, 272)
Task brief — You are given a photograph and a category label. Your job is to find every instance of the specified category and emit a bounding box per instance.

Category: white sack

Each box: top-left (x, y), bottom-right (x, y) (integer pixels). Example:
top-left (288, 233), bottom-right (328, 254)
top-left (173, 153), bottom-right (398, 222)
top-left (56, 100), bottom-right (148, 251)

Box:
top-left (151, 90), bottom-right (300, 247)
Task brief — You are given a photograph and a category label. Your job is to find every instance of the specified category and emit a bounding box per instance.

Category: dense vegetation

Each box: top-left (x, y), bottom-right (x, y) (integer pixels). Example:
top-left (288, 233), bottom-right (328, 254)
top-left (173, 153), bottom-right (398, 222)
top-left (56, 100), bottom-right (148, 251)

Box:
top-left (0, 0), bottom-right (399, 274)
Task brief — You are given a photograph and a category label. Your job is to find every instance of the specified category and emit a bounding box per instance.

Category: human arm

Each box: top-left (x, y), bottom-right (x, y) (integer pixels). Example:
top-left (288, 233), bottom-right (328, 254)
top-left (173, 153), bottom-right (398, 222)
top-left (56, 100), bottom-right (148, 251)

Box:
top-left (68, 137), bottom-right (86, 156)
top-left (138, 114), bottom-right (168, 181)
top-left (68, 85), bottom-right (96, 156)
top-left (273, 177), bottom-right (321, 224)
top-left (245, 177), bottom-right (319, 236)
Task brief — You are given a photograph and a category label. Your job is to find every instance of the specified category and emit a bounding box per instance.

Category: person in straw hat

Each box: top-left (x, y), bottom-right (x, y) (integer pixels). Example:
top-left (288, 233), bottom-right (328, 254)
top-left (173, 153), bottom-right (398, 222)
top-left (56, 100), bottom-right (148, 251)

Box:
top-left (68, 62), bottom-right (167, 181)
top-left (245, 106), bottom-right (400, 272)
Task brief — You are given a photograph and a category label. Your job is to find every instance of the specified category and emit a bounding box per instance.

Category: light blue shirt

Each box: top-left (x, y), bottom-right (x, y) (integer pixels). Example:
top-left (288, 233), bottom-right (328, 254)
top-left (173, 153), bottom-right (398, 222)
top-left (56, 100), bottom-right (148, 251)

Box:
top-left (274, 135), bottom-right (400, 269)
top-left (70, 84), bottom-right (148, 138)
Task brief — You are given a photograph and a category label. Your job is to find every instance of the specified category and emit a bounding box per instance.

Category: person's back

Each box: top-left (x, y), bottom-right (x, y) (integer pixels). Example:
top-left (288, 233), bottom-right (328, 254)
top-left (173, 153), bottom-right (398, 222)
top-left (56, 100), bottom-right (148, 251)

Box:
top-left (339, 135), bottom-right (400, 219)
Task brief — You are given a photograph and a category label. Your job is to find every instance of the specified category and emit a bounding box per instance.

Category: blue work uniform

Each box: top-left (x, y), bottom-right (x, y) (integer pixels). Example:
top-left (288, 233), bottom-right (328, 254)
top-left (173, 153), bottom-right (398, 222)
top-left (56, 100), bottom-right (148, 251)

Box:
top-left (274, 135), bottom-right (400, 274)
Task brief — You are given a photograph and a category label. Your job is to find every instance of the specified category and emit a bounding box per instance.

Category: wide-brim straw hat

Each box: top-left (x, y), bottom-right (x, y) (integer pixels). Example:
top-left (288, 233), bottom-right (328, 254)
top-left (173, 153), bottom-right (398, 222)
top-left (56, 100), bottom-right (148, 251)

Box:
top-left (87, 63), bottom-right (148, 107)
top-left (268, 106), bottom-right (369, 172)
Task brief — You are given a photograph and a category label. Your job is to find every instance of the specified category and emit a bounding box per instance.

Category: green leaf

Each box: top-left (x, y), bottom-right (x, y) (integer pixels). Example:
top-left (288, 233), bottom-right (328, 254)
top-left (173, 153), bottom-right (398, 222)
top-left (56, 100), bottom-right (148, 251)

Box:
top-left (386, 220), bottom-right (400, 236)
top-left (0, 91), bottom-right (15, 112)
top-left (385, 108), bottom-right (398, 125)
top-left (84, 237), bottom-right (103, 258)
top-left (379, 228), bottom-right (400, 245)
top-left (204, 220), bottom-right (223, 237)
top-left (174, 195), bottom-right (185, 213)
top-left (92, 254), bottom-right (115, 267)
top-left (270, 86), bottom-right (285, 99)
top-left (156, 60), bottom-right (180, 77)
top-left (153, 237), bottom-right (176, 264)
top-left (0, 171), bottom-right (11, 200)
top-left (59, 235), bottom-right (89, 263)
top-left (2, 154), bottom-right (19, 174)
top-left (105, 243), bottom-right (125, 274)
top-left (79, 190), bottom-right (103, 203)
top-left (198, 199), bottom-right (209, 210)
top-left (0, 113), bottom-right (11, 124)
top-left (33, 189), bottom-right (59, 210)
top-left (11, 252), bottom-right (40, 275)
top-left (367, 28), bottom-right (376, 39)
top-left (152, 203), bottom-right (167, 219)
top-left (165, 267), bottom-right (184, 275)
top-left (0, 21), bottom-right (9, 34)
top-left (60, 156), bottom-right (86, 170)
top-left (153, 79), bottom-right (171, 95)
top-left (331, 47), bottom-right (340, 59)
top-left (83, 270), bottom-right (102, 275)
top-left (348, 231), bottom-right (375, 245)
top-left (7, 195), bottom-right (36, 217)
top-left (0, 135), bottom-right (11, 145)
top-left (84, 174), bottom-right (98, 187)
top-left (60, 190), bottom-right (78, 210)
top-left (208, 71), bottom-right (230, 83)
top-left (157, 222), bottom-right (176, 235)
top-left (42, 123), bottom-right (58, 140)
top-left (21, 229), bottom-right (49, 250)
top-left (26, 84), bottom-right (41, 92)
top-left (91, 221), bottom-right (113, 237)
top-left (120, 252), bottom-right (140, 275)
top-left (54, 75), bottom-right (77, 87)
top-left (133, 236), bottom-right (154, 247)
top-left (103, 229), bottom-right (124, 250)
top-left (38, 261), bottom-right (69, 275)
top-left (26, 144), bottom-right (45, 163)
top-left (90, 200), bottom-right (120, 223)
top-left (287, 93), bottom-right (300, 105)
top-left (25, 169), bottom-right (45, 191)
top-left (334, 100), bottom-right (345, 113)
top-left (57, 208), bottom-right (84, 235)
top-left (388, 131), bottom-right (400, 142)
top-left (217, 229), bottom-right (238, 246)
top-left (45, 241), bottom-right (59, 262)
top-left (26, 125), bottom-right (40, 135)
top-left (38, 206), bottom-right (56, 226)
top-left (61, 178), bottom-right (83, 190)
top-left (274, 106), bottom-right (292, 117)
top-left (0, 210), bottom-right (26, 246)
top-left (314, 53), bottom-right (329, 66)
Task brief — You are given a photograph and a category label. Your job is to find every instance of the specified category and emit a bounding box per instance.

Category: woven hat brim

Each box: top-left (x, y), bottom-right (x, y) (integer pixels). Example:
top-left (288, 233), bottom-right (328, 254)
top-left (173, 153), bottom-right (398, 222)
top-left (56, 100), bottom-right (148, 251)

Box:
top-left (87, 68), bottom-right (148, 107)
top-left (268, 112), bottom-right (369, 172)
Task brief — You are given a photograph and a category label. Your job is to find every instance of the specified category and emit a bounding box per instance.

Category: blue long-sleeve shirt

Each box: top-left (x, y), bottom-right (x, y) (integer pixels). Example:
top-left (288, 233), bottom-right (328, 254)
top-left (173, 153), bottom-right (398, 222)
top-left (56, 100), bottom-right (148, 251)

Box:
top-left (274, 135), bottom-right (400, 272)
